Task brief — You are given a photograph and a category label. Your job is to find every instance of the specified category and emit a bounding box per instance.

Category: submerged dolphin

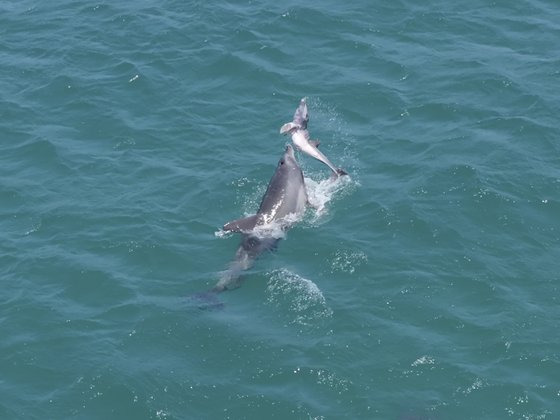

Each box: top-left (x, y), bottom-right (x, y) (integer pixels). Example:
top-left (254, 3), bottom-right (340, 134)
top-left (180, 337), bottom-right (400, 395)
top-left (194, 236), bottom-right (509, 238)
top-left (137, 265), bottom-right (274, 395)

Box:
top-left (212, 144), bottom-right (308, 292)
top-left (280, 97), bottom-right (347, 177)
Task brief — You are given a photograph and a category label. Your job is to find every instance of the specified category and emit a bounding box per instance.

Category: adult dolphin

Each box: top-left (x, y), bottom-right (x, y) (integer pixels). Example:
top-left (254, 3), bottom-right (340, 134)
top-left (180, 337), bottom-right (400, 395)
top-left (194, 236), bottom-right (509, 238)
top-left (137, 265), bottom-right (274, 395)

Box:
top-left (280, 97), bottom-right (347, 177)
top-left (212, 144), bottom-right (308, 293)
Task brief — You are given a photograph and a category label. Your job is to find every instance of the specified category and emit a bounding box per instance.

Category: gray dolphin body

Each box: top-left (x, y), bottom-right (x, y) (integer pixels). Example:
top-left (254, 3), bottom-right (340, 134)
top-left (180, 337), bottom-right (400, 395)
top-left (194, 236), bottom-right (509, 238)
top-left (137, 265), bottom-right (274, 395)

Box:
top-left (280, 97), bottom-right (347, 177)
top-left (212, 145), bottom-right (308, 292)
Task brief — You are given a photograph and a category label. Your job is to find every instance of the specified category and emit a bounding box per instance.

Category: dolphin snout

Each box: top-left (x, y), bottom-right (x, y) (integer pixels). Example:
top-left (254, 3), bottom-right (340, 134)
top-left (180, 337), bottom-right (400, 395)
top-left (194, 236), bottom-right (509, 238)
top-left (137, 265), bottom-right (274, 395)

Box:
top-left (284, 144), bottom-right (296, 160)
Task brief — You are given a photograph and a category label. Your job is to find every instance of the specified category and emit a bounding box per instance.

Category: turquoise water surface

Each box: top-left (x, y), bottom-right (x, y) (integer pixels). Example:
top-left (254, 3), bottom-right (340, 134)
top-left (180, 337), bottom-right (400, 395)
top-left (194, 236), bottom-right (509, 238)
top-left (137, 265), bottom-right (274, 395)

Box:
top-left (1, 1), bottom-right (559, 418)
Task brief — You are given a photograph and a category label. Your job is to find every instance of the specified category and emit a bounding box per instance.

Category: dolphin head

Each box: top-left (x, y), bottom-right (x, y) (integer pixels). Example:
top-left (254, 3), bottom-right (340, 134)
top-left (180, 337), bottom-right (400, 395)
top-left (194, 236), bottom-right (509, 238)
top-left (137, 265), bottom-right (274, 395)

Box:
top-left (276, 144), bottom-right (300, 173)
top-left (280, 144), bottom-right (297, 165)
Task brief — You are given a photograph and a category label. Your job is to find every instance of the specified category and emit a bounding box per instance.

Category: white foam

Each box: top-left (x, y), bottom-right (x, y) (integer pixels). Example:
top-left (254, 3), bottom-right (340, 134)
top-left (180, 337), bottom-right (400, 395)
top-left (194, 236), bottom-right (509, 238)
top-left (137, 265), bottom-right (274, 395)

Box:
top-left (214, 229), bottom-right (230, 238)
top-left (305, 174), bottom-right (353, 222)
top-left (251, 220), bottom-right (286, 239)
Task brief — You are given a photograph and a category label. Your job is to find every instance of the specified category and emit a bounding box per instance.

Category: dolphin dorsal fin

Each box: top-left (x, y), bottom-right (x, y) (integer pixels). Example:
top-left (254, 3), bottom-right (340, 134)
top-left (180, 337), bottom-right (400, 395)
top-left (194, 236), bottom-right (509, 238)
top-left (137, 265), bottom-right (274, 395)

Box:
top-left (223, 214), bottom-right (260, 233)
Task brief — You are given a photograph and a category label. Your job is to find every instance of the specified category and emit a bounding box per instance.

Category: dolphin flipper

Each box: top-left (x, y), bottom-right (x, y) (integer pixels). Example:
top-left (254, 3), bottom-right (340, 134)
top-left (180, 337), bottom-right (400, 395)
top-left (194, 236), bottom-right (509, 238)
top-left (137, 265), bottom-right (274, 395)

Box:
top-left (223, 214), bottom-right (260, 233)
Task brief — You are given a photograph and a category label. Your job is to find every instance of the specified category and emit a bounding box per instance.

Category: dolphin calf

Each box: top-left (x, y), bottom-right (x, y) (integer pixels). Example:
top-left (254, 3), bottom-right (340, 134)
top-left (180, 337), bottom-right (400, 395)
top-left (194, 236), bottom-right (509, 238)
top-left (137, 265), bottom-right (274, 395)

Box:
top-left (280, 97), bottom-right (347, 177)
top-left (212, 144), bottom-right (308, 292)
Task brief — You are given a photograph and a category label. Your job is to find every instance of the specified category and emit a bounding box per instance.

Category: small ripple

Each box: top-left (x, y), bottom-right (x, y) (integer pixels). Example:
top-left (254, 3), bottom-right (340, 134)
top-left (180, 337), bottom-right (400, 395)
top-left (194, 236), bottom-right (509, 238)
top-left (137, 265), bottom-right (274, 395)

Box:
top-left (266, 269), bottom-right (332, 325)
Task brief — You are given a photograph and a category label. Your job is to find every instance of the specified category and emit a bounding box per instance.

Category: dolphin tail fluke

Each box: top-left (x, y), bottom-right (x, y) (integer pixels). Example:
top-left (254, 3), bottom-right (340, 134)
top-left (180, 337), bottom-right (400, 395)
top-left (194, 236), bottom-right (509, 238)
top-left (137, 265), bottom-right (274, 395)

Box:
top-left (280, 122), bottom-right (298, 135)
top-left (223, 214), bottom-right (260, 233)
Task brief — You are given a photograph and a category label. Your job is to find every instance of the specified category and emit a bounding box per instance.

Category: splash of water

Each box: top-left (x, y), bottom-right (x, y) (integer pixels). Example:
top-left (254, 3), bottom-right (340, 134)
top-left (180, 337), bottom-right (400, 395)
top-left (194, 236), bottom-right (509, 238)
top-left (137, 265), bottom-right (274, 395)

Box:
top-left (305, 174), bottom-right (353, 220)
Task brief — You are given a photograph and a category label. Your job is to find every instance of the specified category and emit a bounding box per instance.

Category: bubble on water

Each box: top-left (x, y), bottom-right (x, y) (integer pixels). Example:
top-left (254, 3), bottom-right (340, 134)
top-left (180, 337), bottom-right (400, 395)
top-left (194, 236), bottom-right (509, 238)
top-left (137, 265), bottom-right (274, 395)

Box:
top-left (330, 250), bottom-right (368, 274)
top-left (411, 355), bottom-right (435, 367)
top-left (24, 219), bottom-right (42, 236)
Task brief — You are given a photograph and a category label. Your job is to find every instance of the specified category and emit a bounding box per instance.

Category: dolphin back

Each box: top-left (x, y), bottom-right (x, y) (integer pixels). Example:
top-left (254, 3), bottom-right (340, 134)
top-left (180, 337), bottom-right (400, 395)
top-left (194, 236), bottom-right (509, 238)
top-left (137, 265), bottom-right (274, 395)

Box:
top-left (215, 146), bottom-right (306, 294)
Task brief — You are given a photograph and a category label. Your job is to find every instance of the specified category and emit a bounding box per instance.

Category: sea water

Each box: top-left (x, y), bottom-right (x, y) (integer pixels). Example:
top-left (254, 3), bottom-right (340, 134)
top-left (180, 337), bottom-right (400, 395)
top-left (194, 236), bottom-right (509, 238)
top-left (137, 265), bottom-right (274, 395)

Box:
top-left (1, 1), bottom-right (559, 418)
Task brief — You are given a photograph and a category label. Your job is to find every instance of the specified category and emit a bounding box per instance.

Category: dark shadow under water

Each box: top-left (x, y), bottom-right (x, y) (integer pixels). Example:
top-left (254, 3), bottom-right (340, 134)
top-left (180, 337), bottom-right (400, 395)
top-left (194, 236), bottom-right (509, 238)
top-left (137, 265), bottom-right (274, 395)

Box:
top-left (187, 234), bottom-right (281, 310)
